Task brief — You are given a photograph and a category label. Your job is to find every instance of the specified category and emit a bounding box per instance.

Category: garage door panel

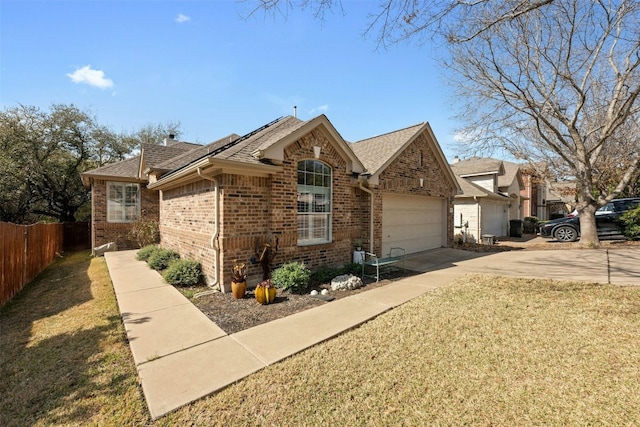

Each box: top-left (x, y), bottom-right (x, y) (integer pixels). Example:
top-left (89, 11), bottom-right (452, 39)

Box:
top-left (382, 194), bottom-right (444, 255)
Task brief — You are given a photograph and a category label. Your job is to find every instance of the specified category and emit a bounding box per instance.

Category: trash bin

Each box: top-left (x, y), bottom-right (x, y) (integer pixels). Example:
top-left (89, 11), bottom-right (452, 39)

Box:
top-left (482, 234), bottom-right (495, 245)
top-left (510, 219), bottom-right (523, 237)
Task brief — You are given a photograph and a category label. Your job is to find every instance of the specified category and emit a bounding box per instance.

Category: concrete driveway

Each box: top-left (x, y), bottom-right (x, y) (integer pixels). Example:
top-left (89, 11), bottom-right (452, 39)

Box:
top-left (404, 246), bottom-right (640, 286)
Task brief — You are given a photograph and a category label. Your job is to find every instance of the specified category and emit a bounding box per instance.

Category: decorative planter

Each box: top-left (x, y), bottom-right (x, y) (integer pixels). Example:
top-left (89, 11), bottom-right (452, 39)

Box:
top-left (231, 281), bottom-right (246, 299)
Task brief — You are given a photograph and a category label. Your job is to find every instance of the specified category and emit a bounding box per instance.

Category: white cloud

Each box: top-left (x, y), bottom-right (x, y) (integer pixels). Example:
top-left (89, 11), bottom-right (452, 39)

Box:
top-left (176, 13), bottom-right (190, 23)
top-left (453, 129), bottom-right (479, 143)
top-left (66, 66), bottom-right (114, 89)
top-left (309, 104), bottom-right (329, 115)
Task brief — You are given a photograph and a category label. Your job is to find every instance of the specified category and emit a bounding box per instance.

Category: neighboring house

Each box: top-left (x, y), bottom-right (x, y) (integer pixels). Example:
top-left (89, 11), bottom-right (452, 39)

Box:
top-left (519, 164), bottom-right (544, 219)
top-left (82, 114), bottom-right (459, 291)
top-left (544, 180), bottom-right (577, 218)
top-left (519, 164), bottom-right (576, 220)
top-left (450, 157), bottom-right (525, 242)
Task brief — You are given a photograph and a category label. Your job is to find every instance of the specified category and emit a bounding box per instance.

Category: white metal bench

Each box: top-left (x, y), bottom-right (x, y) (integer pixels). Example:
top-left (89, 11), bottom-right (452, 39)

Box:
top-left (361, 247), bottom-right (406, 282)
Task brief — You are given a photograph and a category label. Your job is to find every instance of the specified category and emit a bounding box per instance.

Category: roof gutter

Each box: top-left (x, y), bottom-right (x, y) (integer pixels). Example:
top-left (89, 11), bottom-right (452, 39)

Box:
top-left (148, 157), bottom-right (282, 191)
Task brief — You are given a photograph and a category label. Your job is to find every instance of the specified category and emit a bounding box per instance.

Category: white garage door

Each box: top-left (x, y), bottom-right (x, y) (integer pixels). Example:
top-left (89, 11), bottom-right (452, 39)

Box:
top-left (382, 194), bottom-right (445, 256)
top-left (481, 202), bottom-right (508, 237)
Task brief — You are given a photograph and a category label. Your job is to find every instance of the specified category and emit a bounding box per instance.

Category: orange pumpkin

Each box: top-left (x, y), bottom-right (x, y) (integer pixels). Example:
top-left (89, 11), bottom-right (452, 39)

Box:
top-left (255, 280), bottom-right (276, 304)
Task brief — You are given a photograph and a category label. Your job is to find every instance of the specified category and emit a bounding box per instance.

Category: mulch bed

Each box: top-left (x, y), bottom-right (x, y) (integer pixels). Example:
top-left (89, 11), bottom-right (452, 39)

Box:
top-left (180, 267), bottom-right (416, 334)
top-left (180, 238), bottom-right (640, 334)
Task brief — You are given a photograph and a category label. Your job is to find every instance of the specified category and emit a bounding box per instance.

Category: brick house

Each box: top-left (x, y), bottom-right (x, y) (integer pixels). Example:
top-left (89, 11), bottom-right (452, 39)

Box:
top-left (82, 115), bottom-right (459, 292)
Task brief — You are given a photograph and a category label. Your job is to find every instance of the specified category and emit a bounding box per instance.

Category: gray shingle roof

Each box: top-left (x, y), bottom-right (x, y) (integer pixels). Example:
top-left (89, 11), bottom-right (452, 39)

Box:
top-left (141, 143), bottom-right (200, 170)
top-left (454, 175), bottom-right (491, 197)
top-left (450, 157), bottom-right (504, 177)
top-left (498, 160), bottom-right (521, 188)
top-left (82, 156), bottom-right (142, 180)
top-left (214, 116), bottom-right (304, 163)
top-left (350, 123), bottom-right (424, 174)
top-left (154, 134), bottom-right (241, 171)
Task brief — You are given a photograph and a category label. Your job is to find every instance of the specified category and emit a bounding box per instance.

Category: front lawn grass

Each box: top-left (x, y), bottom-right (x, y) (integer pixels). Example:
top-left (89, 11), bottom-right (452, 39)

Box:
top-left (2, 252), bottom-right (640, 426)
top-left (0, 251), bottom-right (147, 426)
top-left (160, 275), bottom-right (640, 426)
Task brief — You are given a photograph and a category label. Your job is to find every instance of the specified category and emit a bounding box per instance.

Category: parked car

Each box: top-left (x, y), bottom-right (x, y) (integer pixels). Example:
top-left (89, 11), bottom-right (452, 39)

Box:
top-left (538, 198), bottom-right (640, 242)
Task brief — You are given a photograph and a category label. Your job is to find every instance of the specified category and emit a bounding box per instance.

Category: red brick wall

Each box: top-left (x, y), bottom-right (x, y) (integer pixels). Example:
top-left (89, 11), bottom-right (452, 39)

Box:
top-left (157, 127), bottom-right (363, 291)
top-left (269, 128), bottom-right (359, 273)
top-left (160, 180), bottom-right (220, 285)
top-left (91, 179), bottom-right (159, 250)
top-left (154, 127), bottom-right (455, 291)
top-left (373, 131), bottom-right (456, 254)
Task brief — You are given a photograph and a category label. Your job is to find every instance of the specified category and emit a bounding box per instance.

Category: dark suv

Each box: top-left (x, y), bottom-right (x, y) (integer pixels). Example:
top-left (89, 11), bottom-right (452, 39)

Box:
top-left (538, 198), bottom-right (640, 242)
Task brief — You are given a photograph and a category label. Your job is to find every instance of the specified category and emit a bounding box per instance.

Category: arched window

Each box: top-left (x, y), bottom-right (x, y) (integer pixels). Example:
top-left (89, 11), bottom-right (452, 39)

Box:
top-left (297, 159), bottom-right (331, 244)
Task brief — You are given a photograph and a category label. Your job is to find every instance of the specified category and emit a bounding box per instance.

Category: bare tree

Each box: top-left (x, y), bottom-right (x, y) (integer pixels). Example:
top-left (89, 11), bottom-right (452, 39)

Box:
top-left (447, 1), bottom-right (640, 245)
top-left (249, 0), bottom-right (640, 245)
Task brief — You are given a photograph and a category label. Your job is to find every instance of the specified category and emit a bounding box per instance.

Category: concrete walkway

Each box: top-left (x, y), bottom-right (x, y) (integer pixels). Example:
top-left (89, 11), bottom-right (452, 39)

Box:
top-left (104, 247), bottom-right (640, 419)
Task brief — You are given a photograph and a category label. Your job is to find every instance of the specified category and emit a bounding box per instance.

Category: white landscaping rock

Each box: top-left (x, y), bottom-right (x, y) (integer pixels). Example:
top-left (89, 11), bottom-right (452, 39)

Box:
top-left (330, 274), bottom-right (363, 291)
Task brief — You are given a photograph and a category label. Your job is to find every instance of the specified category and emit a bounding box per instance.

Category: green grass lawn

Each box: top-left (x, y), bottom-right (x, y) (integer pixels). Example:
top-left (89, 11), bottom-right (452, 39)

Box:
top-left (2, 252), bottom-right (640, 426)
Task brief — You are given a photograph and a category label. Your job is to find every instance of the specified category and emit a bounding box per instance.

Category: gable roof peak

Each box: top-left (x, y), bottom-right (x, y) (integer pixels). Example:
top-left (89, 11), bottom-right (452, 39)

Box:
top-left (353, 122), bottom-right (425, 145)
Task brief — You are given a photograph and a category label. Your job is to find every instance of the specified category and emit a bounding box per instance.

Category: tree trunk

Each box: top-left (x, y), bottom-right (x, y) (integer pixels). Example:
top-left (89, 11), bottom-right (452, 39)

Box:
top-left (578, 204), bottom-right (599, 247)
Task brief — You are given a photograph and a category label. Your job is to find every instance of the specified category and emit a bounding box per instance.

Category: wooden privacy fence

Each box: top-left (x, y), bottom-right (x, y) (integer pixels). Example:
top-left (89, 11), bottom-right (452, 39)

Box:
top-left (1, 222), bottom-right (64, 306)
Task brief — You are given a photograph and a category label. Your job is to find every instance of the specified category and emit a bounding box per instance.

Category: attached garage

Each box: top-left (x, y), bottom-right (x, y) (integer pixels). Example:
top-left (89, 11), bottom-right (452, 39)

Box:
top-left (481, 201), bottom-right (508, 237)
top-left (382, 193), bottom-right (445, 255)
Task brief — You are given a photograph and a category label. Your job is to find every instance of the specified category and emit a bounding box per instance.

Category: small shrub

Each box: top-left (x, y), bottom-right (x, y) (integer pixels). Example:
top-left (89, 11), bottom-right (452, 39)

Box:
top-left (311, 265), bottom-right (341, 285)
top-left (136, 244), bottom-right (160, 261)
top-left (271, 261), bottom-right (311, 293)
top-left (621, 205), bottom-right (640, 240)
top-left (311, 263), bottom-right (363, 285)
top-left (523, 216), bottom-right (540, 234)
top-left (340, 262), bottom-right (362, 276)
top-left (148, 248), bottom-right (180, 271)
top-left (128, 217), bottom-right (160, 248)
top-left (163, 259), bottom-right (202, 286)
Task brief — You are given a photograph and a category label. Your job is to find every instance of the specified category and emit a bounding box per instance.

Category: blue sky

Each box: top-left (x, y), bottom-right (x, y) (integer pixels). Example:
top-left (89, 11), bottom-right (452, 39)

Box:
top-left (1, 0), bottom-right (462, 160)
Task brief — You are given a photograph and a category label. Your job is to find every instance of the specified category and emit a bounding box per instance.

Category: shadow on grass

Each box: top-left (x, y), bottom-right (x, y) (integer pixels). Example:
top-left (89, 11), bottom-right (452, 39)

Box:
top-left (0, 251), bottom-right (142, 426)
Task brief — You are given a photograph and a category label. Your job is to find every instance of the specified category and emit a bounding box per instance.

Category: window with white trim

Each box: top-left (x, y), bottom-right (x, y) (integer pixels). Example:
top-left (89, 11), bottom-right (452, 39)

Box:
top-left (107, 182), bottom-right (140, 222)
top-left (297, 160), bottom-right (331, 244)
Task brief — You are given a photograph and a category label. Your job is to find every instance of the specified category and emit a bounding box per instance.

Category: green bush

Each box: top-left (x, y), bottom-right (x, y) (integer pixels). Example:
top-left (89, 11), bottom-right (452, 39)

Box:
top-left (147, 248), bottom-right (180, 271)
top-left (621, 205), bottom-right (640, 240)
top-left (523, 216), bottom-right (540, 234)
top-left (136, 244), bottom-right (160, 261)
top-left (341, 262), bottom-right (362, 276)
top-left (311, 264), bottom-right (341, 284)
top-left (163, 259), bottom-right (202, 286)
top-left (271, 261), bottom-right (311, 293)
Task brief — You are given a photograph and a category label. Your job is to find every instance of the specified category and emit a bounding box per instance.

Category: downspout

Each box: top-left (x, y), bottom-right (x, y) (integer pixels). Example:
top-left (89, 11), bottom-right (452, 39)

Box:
top-left (195, 168), bottom-right (221, 298)
top-left (474, 196), bottom-right (481, 241)
top-left (358, 181), bottom-right (374, 253)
